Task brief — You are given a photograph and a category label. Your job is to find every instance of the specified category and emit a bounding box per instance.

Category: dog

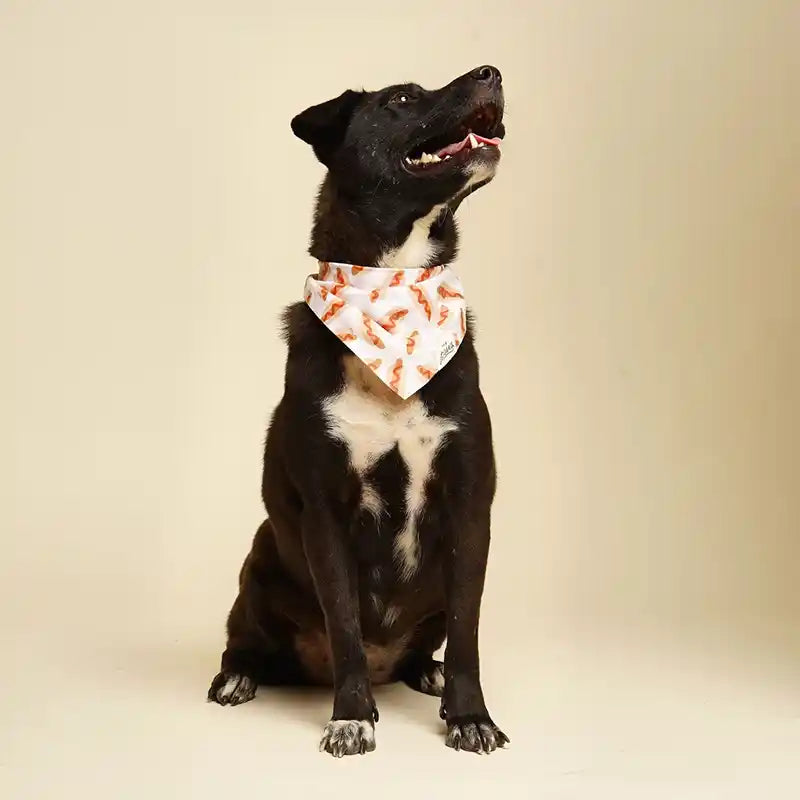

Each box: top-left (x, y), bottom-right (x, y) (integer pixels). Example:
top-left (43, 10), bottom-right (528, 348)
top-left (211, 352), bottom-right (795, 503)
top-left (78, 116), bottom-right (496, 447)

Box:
top-left (208, 65), bottom-right (509, 757)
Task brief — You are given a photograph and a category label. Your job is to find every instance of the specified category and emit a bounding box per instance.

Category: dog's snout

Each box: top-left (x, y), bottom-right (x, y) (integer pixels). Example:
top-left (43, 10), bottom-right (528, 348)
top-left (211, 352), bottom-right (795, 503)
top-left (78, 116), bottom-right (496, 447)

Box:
top-left (471, 65), bottom-right (502, 86)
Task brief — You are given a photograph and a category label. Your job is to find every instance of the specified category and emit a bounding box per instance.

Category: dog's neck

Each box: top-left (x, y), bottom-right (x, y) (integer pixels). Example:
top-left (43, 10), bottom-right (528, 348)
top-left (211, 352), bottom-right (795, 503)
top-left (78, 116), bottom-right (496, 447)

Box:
top-left (308, 174), bottom-right (459, 268)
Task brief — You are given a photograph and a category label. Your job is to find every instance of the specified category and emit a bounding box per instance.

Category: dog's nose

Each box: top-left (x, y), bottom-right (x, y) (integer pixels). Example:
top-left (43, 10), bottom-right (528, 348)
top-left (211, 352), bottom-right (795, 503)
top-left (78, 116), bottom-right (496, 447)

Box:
top-left (470, 65), bottom-right (502, 86)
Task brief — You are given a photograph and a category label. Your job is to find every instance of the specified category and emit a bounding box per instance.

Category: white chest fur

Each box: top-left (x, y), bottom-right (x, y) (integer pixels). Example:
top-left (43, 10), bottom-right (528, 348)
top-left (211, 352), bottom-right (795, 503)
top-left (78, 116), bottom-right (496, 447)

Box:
top-left (323, 357), bottom-right (457, 580)
top-left (376, 204), bottom-right (445, 269)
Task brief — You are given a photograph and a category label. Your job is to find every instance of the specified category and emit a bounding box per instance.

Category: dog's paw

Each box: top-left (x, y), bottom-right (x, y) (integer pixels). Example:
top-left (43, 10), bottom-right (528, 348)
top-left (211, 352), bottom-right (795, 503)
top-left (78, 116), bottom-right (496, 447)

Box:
top-left (207, 671), bottom-right (257, 706)
top-left (420, 660), bottom-right (445, 696)
top-left (405, 659), bottom-right (445, 697)
top-left (319, 719), bottom-right (376, 757)
top-left (445, 718), bottom-right (509, 754)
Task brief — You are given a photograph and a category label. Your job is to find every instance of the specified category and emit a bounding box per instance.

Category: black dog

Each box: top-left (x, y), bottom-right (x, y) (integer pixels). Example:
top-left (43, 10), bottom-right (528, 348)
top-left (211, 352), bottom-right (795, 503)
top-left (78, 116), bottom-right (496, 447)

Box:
top-left (208, 65), bottom-right (509, 757)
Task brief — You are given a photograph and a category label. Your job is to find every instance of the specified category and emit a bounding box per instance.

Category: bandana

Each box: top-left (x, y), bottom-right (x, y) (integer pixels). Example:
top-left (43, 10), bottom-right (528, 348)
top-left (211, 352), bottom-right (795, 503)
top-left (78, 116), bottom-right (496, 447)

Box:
top-left (304, 261), bottom-right (467, 399)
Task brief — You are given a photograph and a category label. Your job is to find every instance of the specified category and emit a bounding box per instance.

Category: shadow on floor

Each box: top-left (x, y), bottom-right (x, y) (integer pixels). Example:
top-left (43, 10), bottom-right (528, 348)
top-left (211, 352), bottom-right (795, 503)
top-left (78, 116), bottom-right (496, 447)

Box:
top-left (96, 636), bottom-right (445, 735)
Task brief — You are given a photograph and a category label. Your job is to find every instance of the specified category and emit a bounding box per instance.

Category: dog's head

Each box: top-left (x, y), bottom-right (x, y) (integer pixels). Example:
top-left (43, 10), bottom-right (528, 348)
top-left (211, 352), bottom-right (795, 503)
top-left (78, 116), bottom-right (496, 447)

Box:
top-left (291, 66), bottom-right (505, 212)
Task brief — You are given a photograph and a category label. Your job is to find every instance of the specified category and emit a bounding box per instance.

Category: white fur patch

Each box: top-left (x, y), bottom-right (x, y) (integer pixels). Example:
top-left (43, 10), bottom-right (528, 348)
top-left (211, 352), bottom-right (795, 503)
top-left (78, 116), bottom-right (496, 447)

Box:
top-left (323, 362), bottom-right (457, 580)
top-left (361, 483), bottom-right (384, 518)
top-left (319, 719), bottom-right (376, 757)
top-left (382, 604), bottom-right (401, 627)
top-left (393, 419), bottom-right (455, 580)
top-left (219, 677), bottom-right (241, 700)
top-left (377, 204), bottom-right (445, 269)
top-left (463, 159), bottom-right (497, 192)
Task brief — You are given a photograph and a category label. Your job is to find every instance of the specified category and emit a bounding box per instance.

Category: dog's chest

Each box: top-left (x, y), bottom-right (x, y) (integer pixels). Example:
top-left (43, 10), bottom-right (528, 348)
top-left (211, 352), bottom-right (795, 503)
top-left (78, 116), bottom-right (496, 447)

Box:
top-left (322, 357), bottom-right (457, 579)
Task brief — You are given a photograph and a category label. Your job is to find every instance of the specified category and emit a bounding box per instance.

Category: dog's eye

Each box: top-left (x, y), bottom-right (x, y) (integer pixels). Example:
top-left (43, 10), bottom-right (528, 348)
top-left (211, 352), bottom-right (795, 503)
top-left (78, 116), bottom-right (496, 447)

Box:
top-left (390, 92), bottom-right (413, 105)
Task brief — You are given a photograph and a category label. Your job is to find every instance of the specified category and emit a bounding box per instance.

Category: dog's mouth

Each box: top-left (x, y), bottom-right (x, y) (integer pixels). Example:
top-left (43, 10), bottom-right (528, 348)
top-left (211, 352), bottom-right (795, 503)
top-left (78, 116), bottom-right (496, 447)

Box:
top-left (403, 103), bottom-right (503, 173)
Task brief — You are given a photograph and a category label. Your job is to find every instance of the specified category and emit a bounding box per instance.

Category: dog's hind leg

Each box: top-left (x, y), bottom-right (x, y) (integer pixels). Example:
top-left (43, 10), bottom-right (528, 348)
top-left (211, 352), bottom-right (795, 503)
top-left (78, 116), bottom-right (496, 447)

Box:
top-left (207, 593), bottom-right (263, 706)
top-left (208, 521), bottom-right (315, 705)
top-left (396, 612), bottom-right (446, 697)
top-left (207, 593), bottom-right (310, 705)
top-left (207, 593), bottom-right (284, 705)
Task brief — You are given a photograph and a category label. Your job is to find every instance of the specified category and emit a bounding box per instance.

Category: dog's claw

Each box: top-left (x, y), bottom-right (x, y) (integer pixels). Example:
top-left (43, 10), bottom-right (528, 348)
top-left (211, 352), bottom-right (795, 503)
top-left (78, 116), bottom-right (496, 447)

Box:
top-left (446, 719), bottom-right (509, 755)
top-left (448, 725), bottom-right (461, 751)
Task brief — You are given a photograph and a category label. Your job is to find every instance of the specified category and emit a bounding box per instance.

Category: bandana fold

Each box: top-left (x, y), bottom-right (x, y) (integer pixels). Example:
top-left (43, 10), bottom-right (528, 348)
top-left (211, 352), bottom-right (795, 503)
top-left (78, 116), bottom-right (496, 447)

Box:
top-left (304, 261), bottom-right (467, 399)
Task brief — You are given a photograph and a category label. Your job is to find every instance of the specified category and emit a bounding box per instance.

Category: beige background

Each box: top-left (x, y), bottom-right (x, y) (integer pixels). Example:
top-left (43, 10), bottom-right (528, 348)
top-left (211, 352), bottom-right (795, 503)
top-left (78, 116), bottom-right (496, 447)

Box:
top-left (2, 1), bottom-right (798, 797)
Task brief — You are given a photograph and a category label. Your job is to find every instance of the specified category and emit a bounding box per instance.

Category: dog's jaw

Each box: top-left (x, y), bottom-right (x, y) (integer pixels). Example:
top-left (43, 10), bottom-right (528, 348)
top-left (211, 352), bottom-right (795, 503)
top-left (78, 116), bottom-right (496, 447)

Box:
top-left (462, 159), bottom-right (498, 193)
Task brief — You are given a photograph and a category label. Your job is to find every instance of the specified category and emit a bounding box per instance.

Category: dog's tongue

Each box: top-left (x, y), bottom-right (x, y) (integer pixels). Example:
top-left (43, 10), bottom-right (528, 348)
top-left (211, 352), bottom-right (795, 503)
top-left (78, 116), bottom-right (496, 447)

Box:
top-left (436, 132), bottom-right (502, 158)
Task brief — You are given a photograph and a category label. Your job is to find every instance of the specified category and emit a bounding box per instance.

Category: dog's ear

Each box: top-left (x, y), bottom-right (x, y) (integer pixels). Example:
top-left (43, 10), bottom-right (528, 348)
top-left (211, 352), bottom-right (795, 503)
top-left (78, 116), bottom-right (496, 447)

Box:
top-left (291, 90), bottom-right (363, 165)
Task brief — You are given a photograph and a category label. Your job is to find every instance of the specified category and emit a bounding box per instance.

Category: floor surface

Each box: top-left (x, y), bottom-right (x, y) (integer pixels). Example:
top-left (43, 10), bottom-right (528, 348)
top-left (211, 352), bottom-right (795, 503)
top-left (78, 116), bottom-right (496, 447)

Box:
top-left (3, 616), bottom-right (798, 799)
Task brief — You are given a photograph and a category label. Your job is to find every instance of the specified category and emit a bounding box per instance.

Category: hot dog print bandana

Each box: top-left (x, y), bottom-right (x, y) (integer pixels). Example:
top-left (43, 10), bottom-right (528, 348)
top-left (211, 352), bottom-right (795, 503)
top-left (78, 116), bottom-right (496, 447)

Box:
top-left (304, 262), bottom-right (468, 399)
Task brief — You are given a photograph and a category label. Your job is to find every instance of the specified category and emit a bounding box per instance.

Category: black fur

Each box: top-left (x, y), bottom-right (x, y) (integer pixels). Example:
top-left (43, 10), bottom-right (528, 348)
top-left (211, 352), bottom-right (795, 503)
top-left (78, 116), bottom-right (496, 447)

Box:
top-left (208, 65), bottom-right (509, 757)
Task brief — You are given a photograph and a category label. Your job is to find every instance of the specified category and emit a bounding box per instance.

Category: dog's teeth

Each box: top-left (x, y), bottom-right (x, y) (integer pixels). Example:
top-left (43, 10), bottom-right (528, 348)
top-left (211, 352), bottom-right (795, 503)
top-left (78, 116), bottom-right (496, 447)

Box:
top-left (468, 132), bottom-right (478, 149)
top-left (421, 152), bottom-right (433, 163)
top-left (476, 142), bottom-right (485, 148)
top-left (430, 154), bottom-right (441, 162)
top-left (444, 154), bottom-right (451, 160)
top-left (405, 157), bottom-right (412, 164)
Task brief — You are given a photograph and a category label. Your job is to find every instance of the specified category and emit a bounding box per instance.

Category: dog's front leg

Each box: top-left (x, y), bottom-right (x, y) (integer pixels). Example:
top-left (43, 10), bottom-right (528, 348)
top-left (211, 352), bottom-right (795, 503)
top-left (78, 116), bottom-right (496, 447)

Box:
top-left (441, 510), bottom-right (509, 754)
top-left (302, 506), bottom-right (377, 757)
